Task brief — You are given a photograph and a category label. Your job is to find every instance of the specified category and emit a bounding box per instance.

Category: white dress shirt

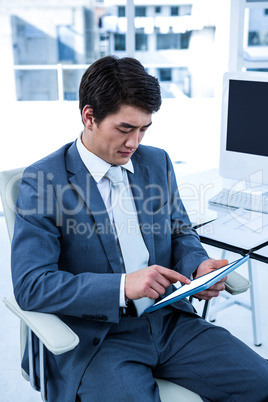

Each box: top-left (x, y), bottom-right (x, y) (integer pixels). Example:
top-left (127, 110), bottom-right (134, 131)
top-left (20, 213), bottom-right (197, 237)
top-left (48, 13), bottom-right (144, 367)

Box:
top-left (76, 135), bottom-right (135, 307)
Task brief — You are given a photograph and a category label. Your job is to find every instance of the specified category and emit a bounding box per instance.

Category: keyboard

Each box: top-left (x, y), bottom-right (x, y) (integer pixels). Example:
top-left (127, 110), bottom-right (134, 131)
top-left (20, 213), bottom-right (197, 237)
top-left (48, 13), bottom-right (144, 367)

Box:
top-left (209, 188), bottom-right (268, 214)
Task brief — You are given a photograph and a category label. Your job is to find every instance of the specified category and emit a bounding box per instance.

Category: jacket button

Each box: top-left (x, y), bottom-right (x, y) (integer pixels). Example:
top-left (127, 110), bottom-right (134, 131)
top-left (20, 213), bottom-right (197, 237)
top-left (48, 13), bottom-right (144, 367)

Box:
top-left (93, 337), bottom-right (100, 346)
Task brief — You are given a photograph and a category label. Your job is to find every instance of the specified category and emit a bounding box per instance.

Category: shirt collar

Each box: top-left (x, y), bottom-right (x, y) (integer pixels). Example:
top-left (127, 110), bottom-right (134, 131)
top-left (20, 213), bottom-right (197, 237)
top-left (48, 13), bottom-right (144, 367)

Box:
top-left (76, 134), bottom-right (134, 183)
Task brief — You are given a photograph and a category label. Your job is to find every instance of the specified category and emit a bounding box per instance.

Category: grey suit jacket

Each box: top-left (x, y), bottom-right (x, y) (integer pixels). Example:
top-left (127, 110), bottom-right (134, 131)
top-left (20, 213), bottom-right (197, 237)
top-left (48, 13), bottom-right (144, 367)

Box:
top-left (11, 141), bottom-right (208, 401)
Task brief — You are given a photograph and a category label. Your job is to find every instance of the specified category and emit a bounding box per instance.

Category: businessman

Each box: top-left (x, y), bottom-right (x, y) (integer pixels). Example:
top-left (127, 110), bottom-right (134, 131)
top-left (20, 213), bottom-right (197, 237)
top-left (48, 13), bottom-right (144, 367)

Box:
top-left (11, 56), bottom-right (268, 402)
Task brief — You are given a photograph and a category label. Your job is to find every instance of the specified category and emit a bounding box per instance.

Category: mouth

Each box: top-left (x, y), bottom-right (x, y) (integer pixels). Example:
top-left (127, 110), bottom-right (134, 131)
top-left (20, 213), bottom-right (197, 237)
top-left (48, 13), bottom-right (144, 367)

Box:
top-left (118, 150), bottom-right (134, 157)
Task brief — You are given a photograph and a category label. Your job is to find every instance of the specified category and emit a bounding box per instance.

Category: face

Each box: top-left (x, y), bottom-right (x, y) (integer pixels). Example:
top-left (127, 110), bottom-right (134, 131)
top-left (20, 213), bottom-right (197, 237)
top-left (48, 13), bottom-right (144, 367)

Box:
top-left (82, 105), bottom-right (152, 165)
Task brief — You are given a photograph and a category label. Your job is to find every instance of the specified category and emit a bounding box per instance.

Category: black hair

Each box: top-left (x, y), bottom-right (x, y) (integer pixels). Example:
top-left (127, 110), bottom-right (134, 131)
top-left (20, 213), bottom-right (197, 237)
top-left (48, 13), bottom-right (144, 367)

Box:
top-left (79, 56), bottom-right (161, 124)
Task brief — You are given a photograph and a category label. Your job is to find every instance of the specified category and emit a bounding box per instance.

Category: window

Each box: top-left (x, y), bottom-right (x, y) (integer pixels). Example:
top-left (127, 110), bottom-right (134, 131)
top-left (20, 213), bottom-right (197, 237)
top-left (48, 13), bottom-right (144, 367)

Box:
top-left (15, 70), bottom-right (58, 101)
top-left (63, 69), bottom-right (85, 101)
top-left (247, 8), bottom-right (268, 47)
top-left (171, 6), bottom-right (179, 16)
top-left (135, 33), bottom-right (148, 51)
top-left (114, 33), bottom-right (126, 51)
top-left (135, 6), bottom-right (146, 17)
top-left (57, 26), bottom-right (75, 62)
top-left (157, 33), bottom-right (179, 50)
top-left (156, 32), bottom-right (191, 50)
top-left (12, 17), bottom-right (48, 65)
top-left (155, 6), bottom-right (161, 14)
top-left (181, 31), bottom-right (191, 49)
top-left (157, 67), bottom-right (191, 98)
top-left (180, 5), bottom-right (192, 16)
top-left (118, 6), bottom-right (125, 17)
top-left (159, 68), bottom-right (172, 81)
top-left (248, 31), bottom-right (261, 46)
top-left (175, 67), bottom-right (190, 96)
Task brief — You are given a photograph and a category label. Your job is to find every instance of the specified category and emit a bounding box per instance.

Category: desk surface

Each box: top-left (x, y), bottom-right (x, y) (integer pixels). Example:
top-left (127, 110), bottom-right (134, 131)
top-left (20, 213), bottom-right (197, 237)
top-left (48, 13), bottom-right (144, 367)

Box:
top-left (174, 167), bottom-right (235, 226)
top-left (175, 166), bottom-right (268, 262)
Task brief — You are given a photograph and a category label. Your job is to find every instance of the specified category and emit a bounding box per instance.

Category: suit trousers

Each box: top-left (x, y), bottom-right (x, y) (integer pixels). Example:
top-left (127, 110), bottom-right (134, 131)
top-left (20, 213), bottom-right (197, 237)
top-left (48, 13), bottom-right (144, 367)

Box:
top-left (77, 307), bottom-right (268, 402)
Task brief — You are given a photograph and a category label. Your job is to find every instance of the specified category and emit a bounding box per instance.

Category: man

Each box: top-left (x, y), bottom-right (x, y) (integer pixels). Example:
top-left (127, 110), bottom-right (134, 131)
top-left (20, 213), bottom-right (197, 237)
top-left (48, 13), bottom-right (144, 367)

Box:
top-left (11, 56), bottom-right (268, 401)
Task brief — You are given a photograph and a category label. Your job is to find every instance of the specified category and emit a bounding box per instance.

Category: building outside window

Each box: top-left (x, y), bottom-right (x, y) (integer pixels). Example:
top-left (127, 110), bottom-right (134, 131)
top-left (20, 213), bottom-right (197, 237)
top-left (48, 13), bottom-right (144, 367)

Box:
top-left (2, 0), bottom-right (242, 102)
top-left (57, 26), bottom-right (75, 62)
top-left (156, 32), bottom-right (191, 50)
top-left (15, 70), bottom-right (58, 101)
top-left (8, 1), bottom-right (96, 101)
top-left (247, 8), bottom-right (268, 46)
top-left (135, 6), bottom-right (146, 17)
top-left (0, 0), bottom-right (248, 175)
top-left (158, 67), bottom-right (191, 98)
top-left (12, 17), bottom-right (49, 65)
top-left (158, 68), bottom-right (172, 81)
top-left (118, 6), bottom-right (125, 17)
top-left (243, 5), bottom-right (268, 73)
top-left (135, 32), bottom-right (148, 51)
top-left (170, 6), bottom-right (179, 16)
top-left (63, 69), bottom-right (85, 100)
top-left (114, 33), bottom-right (126, 51)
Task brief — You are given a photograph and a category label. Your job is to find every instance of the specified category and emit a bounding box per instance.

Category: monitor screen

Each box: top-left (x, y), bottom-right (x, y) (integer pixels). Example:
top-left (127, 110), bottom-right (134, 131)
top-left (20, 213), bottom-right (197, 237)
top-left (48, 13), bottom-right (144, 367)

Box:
top-left (226, 79), bottom-right (268, 158)
top-left (219, 71), bottom-right (268, 186)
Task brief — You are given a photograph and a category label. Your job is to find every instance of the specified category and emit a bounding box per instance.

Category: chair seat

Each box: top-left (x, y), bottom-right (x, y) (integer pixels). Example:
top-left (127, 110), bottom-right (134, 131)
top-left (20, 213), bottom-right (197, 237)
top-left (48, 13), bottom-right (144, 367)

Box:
top-left (156, 379), bottom-right (202, 401)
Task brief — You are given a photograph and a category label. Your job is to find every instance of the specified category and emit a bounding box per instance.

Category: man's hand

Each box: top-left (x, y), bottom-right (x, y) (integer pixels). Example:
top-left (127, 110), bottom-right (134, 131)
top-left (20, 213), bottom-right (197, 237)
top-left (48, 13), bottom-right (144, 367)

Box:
top-left (193, 258), bottom-right (228, 301)
top-left (125, 265), bottom-right (191, 301)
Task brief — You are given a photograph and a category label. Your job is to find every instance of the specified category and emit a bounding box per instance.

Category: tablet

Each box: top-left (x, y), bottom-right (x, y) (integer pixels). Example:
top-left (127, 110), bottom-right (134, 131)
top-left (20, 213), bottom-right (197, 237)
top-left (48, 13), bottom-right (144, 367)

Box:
top-left (145, 255), bottom-right (249, 313)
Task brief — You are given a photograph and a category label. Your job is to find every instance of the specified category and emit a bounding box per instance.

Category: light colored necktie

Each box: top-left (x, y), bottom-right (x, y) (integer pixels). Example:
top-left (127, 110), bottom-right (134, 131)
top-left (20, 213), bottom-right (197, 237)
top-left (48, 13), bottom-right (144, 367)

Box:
top-left (106, 165), bottom-right (154, 316)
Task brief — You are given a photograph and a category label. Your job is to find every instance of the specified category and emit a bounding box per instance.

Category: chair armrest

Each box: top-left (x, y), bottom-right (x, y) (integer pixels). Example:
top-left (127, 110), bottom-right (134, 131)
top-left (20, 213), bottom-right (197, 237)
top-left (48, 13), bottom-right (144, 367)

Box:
top-left (225, 271), bottom-right (251, 295)
top-left (3, 294), bottom-right (79, 355)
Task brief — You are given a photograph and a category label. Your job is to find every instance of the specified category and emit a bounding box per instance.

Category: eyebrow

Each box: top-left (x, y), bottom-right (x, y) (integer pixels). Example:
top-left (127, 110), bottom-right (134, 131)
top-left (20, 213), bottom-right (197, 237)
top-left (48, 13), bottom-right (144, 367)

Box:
top-left (118, 121), bottom-right (152, 129)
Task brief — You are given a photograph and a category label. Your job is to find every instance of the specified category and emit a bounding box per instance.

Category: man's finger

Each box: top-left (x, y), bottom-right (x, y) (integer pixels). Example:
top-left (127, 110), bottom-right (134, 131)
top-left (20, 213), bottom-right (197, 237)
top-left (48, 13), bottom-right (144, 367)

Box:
top-left (155, 266), bottom-right (191, 285)
top-left (213, 259), bottom-right (228, 269)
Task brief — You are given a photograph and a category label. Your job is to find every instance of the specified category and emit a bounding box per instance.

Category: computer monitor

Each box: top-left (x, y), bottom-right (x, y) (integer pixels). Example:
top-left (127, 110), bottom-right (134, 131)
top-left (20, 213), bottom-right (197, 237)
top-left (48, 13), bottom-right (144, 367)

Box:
top-left (219, 71), bottom-right (268, 186)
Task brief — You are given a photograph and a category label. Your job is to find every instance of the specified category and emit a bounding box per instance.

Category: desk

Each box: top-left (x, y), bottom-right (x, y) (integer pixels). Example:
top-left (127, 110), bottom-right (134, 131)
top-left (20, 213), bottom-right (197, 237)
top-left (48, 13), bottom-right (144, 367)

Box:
top-left (175, 168), bottom-right (239, 227)
top-left (176, 167), bottom-right (268, 251)
top-left (175, 167), bottom-right (266, 346)
top-left (252, 245), bottom-right (268, 264)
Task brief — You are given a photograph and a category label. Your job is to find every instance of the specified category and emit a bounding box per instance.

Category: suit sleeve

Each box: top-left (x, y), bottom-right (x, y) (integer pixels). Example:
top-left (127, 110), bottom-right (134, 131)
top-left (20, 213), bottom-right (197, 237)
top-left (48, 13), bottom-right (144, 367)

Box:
top-left (165, 152), bottom-right (209, 278)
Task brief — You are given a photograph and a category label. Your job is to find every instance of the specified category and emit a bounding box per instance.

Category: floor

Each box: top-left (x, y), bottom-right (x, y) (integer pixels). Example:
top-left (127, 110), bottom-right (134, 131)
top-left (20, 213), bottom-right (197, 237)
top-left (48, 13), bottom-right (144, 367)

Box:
top-left (1, 211), bottom-right (268, 401)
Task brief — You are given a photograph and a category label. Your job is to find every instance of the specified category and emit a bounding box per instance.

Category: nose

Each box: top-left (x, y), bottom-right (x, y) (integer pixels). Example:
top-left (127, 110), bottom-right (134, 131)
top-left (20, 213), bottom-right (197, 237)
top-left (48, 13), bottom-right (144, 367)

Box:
top-left (125, 130), bottom-right (141, 149)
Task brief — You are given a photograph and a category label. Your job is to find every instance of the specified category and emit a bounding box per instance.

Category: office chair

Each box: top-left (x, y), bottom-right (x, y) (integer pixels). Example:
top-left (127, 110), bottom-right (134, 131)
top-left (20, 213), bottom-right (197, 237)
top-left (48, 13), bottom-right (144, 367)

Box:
top-left (1, 167), bottom-right (202, 402)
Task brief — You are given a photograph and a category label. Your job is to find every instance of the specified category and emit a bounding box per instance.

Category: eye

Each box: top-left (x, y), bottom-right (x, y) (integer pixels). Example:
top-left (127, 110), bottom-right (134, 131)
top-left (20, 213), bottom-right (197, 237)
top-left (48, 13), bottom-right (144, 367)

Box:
top-left (140, 127), bottom-right (148, 133)
top-left (118, 127), bottom-right (133, 134)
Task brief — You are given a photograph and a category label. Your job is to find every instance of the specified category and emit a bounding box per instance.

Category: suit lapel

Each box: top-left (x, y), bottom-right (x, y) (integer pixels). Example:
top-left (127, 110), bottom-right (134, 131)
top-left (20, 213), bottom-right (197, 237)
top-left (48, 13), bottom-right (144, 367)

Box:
top-left (66, 143), bottom-right (122, 273)
top-left (65, 143), bottom-right (156, 270)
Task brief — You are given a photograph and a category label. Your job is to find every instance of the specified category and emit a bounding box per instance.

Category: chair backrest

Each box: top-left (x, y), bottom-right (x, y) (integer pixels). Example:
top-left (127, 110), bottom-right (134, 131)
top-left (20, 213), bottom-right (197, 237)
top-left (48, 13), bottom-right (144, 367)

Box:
top-left (0, 167), bottom-right (25, 242)
top-left (0, 167), bottom-right (29, 378)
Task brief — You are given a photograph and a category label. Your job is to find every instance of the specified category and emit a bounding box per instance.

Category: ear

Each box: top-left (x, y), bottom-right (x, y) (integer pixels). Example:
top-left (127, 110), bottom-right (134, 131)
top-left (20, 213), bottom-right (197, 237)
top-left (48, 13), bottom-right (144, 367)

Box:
top-left (82, 106), bottom-right (95, 129)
